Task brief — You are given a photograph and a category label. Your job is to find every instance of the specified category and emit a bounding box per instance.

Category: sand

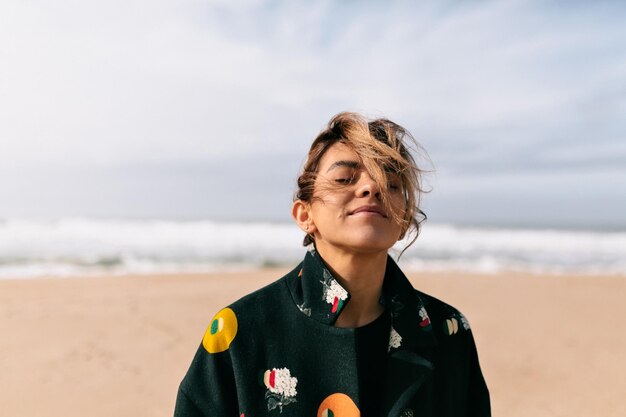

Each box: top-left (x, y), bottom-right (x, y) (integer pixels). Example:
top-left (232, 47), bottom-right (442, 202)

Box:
top-left (0, 269), bottom-right (624, 417)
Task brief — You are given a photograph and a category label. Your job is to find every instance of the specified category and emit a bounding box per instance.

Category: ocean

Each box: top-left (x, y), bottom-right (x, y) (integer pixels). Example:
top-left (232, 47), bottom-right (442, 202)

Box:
top-left (0, 217), bottom-right (624, 278)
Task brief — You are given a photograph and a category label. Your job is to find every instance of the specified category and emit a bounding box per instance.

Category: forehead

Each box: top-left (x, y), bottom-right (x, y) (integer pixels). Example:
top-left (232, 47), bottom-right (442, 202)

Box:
top-left (317, 142), bottom-right (360, 172)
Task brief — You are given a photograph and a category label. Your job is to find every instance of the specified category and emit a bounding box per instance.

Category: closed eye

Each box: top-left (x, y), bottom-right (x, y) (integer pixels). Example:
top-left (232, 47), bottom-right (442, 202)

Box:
top-left (387, 173), bottom-right (402, 192)
top-left (335, 178), bottom-right (354, 184)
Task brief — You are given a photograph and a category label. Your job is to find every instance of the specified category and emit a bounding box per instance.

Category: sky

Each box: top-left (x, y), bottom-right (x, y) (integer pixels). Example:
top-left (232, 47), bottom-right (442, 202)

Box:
top-left (1, 0), bottom-right (625, 229)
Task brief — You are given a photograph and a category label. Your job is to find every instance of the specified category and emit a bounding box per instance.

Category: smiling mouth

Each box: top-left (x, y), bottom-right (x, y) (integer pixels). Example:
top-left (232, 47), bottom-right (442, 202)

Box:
top-left (349, 206), bottom-right (387, 218)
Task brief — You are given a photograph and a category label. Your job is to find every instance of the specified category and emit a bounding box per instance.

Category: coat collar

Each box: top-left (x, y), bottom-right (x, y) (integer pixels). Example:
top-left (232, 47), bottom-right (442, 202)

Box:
top-left (285, 245), bottom-right (437, 350)
top-left (285, 246), bottom-right (438, 417)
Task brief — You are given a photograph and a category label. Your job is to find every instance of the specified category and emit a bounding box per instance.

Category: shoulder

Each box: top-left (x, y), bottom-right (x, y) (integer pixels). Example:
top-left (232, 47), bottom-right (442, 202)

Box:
top-left (199, 267), bottom-right (299, 355)
top-left (204, 266), bottom-right (300, 337)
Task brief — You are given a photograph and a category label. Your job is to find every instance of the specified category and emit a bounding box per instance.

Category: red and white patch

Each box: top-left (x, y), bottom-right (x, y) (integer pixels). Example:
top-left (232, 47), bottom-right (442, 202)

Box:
top-left (418, 307), bottom-right (431, 327)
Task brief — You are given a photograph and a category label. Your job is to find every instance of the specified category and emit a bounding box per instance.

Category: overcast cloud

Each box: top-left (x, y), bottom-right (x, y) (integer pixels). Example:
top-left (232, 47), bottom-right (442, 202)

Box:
top-left (1, 0), bottom-right (625, 227)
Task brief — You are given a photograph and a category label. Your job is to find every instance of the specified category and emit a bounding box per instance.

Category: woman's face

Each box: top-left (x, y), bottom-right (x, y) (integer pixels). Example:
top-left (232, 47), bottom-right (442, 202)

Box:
top-left (307, 142), bottom-right (405, 255)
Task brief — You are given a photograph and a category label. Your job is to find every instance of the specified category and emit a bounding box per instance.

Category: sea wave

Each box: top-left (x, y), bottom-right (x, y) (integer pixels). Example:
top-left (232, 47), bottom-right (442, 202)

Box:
top-left (0, 218), bottom-right (624, 278)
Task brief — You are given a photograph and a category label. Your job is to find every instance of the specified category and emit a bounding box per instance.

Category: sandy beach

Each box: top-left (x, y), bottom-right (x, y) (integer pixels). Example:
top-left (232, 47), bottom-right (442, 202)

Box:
top-left (1, 269), bottom-right (624, 417)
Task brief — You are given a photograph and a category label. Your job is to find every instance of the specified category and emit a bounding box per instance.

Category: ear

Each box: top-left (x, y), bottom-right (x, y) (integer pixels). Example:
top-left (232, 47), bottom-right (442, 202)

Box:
top-left (291, 200), bottom-right (317, 234)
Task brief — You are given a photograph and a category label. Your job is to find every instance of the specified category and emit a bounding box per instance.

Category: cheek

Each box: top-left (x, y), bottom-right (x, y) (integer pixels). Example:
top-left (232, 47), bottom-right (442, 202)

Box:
top-left (312, 193), bottom-right (350, 217)
top-left (318, 204), bottom-right (348, 221)
top-left (389, 200), bottom-right (409, 233)
top-left (310, 202), bottom-right (340, 226)
top-left (389, 194), bottom-right (407, 215)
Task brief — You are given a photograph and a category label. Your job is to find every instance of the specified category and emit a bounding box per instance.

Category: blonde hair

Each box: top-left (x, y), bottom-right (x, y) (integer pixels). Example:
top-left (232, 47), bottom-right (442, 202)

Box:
top-left (295, 112), bottom-right (429, 253)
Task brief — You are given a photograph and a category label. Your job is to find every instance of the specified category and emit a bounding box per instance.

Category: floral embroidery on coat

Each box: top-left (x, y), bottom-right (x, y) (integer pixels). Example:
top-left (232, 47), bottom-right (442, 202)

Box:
top-left (444, 317), bottom-right (460, 335)
top-left (418, 306), bottom-right (432, 330)
top-left (444, 312), bottom-right (471, 336)
top-left (388, 325), bottom-right (402, 351)
top-left (400, 408), bottom-right (414, 417)
top-left (297, 302), bottom-right (311, 317)
top-left (320, 269), bottom-right (348, 314)
top-left (263, 367), bottom-right (298, 413)
top-left (459, 312), bottom-right (471, 330)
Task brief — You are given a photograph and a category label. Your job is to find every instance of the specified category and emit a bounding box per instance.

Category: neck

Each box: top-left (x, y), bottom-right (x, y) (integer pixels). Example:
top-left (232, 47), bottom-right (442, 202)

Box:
top-left (315, 243), bottom-right (388, 328)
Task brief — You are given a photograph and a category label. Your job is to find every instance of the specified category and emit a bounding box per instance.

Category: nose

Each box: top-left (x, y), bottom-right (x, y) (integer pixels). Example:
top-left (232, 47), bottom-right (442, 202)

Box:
top-left (357, 171), bottom-right (381, 200)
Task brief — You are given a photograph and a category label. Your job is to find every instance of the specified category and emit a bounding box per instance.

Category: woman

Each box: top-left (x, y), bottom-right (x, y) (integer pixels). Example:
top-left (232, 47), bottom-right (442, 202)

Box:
top-left (174, 112), bottom-right (490, 417)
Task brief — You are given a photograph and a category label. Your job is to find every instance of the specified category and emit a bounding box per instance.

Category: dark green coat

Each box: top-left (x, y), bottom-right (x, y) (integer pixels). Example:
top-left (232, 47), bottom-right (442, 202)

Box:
top-left (175, 247), bottom-right (491, 417)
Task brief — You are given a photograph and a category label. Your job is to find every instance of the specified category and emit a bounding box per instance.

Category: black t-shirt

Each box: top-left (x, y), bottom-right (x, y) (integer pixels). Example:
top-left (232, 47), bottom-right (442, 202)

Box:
top-left (355, 310), bottom-right (391, 417)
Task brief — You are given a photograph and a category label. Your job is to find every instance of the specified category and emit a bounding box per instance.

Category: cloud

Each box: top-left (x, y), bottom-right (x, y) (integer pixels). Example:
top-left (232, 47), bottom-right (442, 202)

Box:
top-left (0, 0), bottom-right (625, 223)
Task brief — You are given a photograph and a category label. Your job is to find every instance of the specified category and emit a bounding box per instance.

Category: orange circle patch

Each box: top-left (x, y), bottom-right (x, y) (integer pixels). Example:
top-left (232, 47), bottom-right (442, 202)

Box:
top-left (317, 393), bottom-right (360, 417)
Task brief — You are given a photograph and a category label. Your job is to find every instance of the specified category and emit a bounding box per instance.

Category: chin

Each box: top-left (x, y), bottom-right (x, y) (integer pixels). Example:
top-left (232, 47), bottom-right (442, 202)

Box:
top-left (343, 233), bottom-right (398, 254)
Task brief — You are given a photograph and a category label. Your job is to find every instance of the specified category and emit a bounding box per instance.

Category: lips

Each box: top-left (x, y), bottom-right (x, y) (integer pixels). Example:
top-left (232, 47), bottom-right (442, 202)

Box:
top-left (349, 205), bottom-right (387, 217)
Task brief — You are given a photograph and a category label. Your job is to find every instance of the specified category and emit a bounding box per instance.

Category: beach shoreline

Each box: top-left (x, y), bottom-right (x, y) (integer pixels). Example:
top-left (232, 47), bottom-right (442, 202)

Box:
top-left (1, 270), bottom-right (624, 417)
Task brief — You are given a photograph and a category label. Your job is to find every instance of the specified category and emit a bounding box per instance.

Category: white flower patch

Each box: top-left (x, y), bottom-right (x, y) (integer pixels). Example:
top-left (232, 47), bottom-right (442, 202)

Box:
top-left (265, 368), bottom-right (298, 397)
top-left (388, 326), bottom-right (402, 351)
top-left (418, 306), bottom-right (431, 328)
top-left (324, 279), bottom-right (348, 305)
top-left (264, 367), bottom-right (298, 413)
top-left (459, 313), bottom-right (471, 330)
top-left (320, 270), bottom-right (349, 313)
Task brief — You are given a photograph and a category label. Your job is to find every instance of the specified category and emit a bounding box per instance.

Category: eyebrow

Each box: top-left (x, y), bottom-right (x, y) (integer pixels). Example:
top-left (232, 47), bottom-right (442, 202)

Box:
top-left (326, 160), bottom-right (360, 173)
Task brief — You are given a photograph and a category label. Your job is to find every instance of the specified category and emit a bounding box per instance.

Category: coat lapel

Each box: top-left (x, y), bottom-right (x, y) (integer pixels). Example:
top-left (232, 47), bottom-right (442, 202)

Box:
top-left (380, 257), bottom-right (438, 417)
top-left (286, 246), bottom-right (351, 325)
top-left (285, 247), bottom-right (438, 416)
top-left (382, 349), bottom-right (434, 417)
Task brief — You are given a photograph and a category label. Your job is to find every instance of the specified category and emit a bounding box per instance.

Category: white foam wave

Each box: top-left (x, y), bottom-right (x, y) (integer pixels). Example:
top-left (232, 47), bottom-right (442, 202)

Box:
top-left (396, 224), bottom-right (626, 275)
top-left (0, 218), bottom-right (624, 278)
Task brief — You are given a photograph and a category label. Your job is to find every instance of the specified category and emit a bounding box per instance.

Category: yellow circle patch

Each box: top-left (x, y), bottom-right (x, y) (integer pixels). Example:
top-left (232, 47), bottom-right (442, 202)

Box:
top-left (317, 393), bottom-right (360, 417)
top-left (202, 307), bottom-right (238, 353)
